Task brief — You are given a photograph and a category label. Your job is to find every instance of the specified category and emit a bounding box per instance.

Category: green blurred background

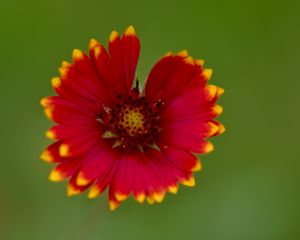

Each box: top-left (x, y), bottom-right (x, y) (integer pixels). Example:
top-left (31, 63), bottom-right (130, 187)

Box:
top-left (1, 0), bottom-right (300, 239)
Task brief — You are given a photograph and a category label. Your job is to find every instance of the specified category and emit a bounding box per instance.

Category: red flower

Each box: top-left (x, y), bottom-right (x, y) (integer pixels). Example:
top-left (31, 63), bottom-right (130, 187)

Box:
top-left (40, 25), bottom-right (225, 210)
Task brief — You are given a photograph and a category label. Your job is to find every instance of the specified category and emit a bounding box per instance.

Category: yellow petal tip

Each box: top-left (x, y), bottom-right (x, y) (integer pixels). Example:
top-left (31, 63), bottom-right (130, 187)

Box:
top-left (51, 77), bottom-right (62, 88)
top-left (94, 46), bottom-right (102, 58)
top-left (218, 123), bottom-right (226, 135)
top-left (45, 130), bottom-right (56, 140)
top-left (203, 69), bottom-right (213, 80)
top-left (181, 176), bottom-right (196, 187)
top-left (89, 38), bottom-right (99, 50)
top-left (109, 30), bottom-right (119, 42)
top-left (88, 186), bottom-right (101, 199)
top-left (177, 50), bottom-right (188, 57)
top-left (195, 59), bottom-right (205, 66)
top-left (44, 108), bottom-right (53, 119)
top-left (58, 67), bottom-right (68, 77)
top-left (61, 61), bottom-right (71, 68)
top-left (207, 85), bottom-right (217, 97)
top-left (205, 142), bottom-right (214, 153)
top-left (168, 184), bottom-right (178, 194)
top-left (40, 150), bottom-right (53, 163)
top-left (164, 51), bottom-right (173, 57)
top-left (72, 49), bottom-right (84, 61)
top-left (76, 172), bottom-right (90, 186)
top-left (125, 25), bottom-right (135, 36)
top-left (40, 97), bottom-right (49, 107)
top-left (115, 192), bottom-right (129, 202)
top-left (152, 192), bottom-right (165, 203)
top-left (212, 104), bottom-right (223, 115)
top-left (192, 160), bottom-right (202, 172)
top-left (67, 184), bottom-right (80, 196)
top-left (134, 193), bottom-right (146, 203)
top-left (208, 122), bottom-right (219, 136)
top-left (109, 200), bottom-right (120, 211)
top-left (184, 56), bottom-right (194, 65)
top-left (49, 169), bottom-right (64, 182)
top-left (217, 87), bottom-right (225, 96)
top-left (59, 144), bottom-right (69, 157)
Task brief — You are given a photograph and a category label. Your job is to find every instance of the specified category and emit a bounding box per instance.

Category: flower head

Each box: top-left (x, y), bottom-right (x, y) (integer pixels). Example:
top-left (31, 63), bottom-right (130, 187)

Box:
top-left (40, 25), bottom-right (225, 210)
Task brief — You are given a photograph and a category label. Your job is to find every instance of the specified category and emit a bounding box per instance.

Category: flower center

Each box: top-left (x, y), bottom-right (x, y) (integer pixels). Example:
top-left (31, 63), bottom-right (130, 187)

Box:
top-left (118, 107), bottom-right (145, 137)
top-left (98, 87), bottom-right (164, 151)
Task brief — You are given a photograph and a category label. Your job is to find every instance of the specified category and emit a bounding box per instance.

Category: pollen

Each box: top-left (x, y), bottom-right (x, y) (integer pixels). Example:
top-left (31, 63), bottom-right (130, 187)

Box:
top-left (119, 107), bottom-right (145, 137)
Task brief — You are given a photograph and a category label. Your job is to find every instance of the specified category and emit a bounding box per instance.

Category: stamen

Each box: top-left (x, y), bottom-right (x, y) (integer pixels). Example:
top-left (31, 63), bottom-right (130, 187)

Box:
top-left (102, 131), bottom-right (117, 138)
top-left (112, 141), bottom-right (123, 148)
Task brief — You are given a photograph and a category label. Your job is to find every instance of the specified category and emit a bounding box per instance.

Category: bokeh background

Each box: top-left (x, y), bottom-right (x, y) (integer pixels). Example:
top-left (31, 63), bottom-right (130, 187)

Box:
top-left (1, 0), bottom-right (300, 239)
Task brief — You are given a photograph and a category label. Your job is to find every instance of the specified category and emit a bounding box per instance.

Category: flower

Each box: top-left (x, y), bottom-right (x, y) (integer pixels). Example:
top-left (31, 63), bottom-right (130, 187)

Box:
top-left (40, 25), bottom-right (225, 210)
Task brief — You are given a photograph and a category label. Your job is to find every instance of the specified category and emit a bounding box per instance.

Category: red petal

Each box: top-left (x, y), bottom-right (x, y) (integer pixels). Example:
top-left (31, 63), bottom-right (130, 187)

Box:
top-left (47, 121), bottom-right (102, 141)
top-left (87, 151), bottom-right (121, 199)
top-left (89, 41), bottom-right (124, 97)
top-left (121, 26), bottom-right (140, 90)
top-left (159, 129), bottom-right (213, 154)
top-left (110, 153), bottom-right (138, 201)
top-left (144, 54), bottom-right (175, 103)
top-left (41, 96), bottom-right (97, 124)
top-left (107, 26), bottom-right (140, 97)
top-left (59, 51), bottom-right (115, 106)
top-left (157, 87), bottom-right (222, 150)
top-left (162, 146), bottom-right (199, 171)
top-left (58, 133), bottom-right (102, 158)
top-left (145, 53), bottom-right (196, 103)
top-left (147, 149), bottom-right (190, 186)
top-left (51, 76), bottom-right (104, 111)
top-left (78, 144), bottom-right (120, 183)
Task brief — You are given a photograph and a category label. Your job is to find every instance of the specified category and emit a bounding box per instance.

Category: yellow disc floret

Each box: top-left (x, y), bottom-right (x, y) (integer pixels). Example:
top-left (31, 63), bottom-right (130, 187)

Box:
top-left (119, 107), bottom-right (145, 136)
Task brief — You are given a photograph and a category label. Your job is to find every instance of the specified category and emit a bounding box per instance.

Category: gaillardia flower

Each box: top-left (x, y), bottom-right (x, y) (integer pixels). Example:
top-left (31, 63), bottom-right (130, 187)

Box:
top-left (40, 25), bottom-right (225, 210)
